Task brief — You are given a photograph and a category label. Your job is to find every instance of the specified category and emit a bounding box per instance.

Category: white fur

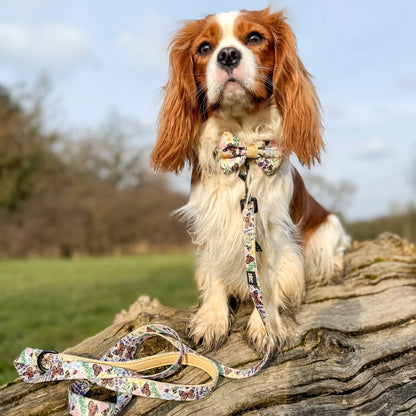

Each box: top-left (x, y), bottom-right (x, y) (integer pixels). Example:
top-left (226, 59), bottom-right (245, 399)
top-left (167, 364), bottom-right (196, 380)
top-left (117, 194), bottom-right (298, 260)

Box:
top-left (178, 104), bottom-right (306, 351)
top-left (304, 214), bottom-right (351, 284)
top-left (177, 13), bottom-right (350, 352)
top-left (206, 11), bottom-right (257, 106)
top-left (179, 102), bottom-right (350, 352)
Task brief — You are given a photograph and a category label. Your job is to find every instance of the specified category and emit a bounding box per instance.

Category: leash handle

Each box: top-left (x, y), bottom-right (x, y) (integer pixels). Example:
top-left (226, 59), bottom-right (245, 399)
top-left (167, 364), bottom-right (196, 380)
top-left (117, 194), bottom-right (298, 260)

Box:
top-left (15, 324), bottom-right (220, 415)
top-left (14, 146), bottom-right (273, 415)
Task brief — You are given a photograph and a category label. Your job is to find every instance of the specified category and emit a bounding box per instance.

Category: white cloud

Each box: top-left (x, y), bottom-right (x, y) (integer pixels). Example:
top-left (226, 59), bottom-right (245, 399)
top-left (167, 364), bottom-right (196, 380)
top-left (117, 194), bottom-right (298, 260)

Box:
top-left (3, 0), bottom-right (51, 15)
top-left (0, 23), bottom-right (91, 72)
top-left (327, 105), bottom-right (385, 130)
top-left (116, 9), bottom-right (170, 71)
top-left (326, 95), bottom-right (416, 133)
top-left (38, 25), bottom-right (91, 71)
top-left (382, 98), bottom-right (416, 119)
top-left (0, 24), bottom-right (31, 60)
top-left (398, 77), bottom-right (416, 90)
top-left (361, 138), bottom-right (391, 159)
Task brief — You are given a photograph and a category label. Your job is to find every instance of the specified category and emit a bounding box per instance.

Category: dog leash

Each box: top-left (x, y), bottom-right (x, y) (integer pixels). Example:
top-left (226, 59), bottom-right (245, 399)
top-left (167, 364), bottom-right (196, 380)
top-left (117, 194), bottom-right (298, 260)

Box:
top-left (14, 132), bottom-right (282, 415)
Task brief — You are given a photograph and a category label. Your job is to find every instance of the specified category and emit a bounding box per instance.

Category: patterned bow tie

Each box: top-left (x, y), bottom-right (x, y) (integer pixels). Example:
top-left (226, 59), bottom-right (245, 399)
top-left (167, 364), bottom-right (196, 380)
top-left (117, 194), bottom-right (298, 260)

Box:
top-left (218, 131), bottom-right (282, 176)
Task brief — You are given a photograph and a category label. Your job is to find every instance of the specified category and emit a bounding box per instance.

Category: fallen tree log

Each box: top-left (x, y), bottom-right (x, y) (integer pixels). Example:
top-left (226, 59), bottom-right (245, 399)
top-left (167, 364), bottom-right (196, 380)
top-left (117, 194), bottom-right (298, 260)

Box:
top-left (1, 232), bottom-right (416, 415)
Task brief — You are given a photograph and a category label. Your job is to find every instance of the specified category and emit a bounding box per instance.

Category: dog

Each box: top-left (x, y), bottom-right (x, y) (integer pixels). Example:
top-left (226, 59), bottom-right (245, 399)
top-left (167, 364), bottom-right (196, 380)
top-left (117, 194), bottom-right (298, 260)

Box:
top-left (150, 8), bottom-right (351, 353)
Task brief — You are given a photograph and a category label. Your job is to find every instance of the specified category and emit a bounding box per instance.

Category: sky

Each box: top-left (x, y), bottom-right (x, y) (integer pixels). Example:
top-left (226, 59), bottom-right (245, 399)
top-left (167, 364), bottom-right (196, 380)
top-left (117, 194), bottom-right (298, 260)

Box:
top-left (0, 0), bottom-right (415, 221)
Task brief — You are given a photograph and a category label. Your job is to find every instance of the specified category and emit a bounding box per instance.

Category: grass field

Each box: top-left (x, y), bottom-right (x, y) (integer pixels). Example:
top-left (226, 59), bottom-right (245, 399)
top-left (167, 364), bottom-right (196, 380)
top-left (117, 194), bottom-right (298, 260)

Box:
top-left (0, 253), bottom-right (197, 386)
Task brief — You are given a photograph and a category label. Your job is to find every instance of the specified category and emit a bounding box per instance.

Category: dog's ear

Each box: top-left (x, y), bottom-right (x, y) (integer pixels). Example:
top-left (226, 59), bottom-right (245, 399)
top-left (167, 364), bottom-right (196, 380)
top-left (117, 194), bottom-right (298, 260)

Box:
top-left (150, 20), bottom-right (203, 173)
top-left (269, 11), bottom-right (324, 167)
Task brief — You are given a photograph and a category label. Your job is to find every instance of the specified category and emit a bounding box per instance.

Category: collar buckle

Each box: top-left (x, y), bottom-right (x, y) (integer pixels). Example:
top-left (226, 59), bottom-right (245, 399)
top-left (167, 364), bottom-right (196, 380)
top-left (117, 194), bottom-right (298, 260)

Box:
top-left (240, 197), bottom-right (258, 214)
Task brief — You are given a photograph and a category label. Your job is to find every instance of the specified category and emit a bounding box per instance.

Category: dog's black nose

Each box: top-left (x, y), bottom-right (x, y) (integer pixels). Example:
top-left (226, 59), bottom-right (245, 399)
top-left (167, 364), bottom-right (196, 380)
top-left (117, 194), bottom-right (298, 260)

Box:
top-left (217, 47), bottom-right (241, 71)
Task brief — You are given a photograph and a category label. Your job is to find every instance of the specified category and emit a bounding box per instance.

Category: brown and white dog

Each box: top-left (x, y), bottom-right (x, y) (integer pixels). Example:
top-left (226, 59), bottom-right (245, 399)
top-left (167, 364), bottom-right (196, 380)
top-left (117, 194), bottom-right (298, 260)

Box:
top-left (151, 8), bottom-right (350, 353)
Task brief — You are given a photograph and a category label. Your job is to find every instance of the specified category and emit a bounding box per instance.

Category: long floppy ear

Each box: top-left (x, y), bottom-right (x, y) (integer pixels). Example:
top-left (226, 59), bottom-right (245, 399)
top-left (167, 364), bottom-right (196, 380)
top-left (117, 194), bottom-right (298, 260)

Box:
top-left (269, 12), bottom-right (324, 167)
top-left (150, 20), bottom-right (203, 173)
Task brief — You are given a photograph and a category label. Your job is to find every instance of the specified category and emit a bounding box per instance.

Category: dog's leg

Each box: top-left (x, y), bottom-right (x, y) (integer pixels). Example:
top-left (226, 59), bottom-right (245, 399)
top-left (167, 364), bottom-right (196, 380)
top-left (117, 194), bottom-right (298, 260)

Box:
top-left (247, 241), bottom-right (304, 353)
top-left (187, 267), bottom-right (231, 351)
top-left (304, 214), bottom-right (351, 284)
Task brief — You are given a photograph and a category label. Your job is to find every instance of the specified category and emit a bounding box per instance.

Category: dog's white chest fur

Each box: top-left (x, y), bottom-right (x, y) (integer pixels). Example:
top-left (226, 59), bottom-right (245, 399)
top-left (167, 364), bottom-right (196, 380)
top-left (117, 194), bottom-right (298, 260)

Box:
top-left (151, 8), bottom-right (351, 353)
top-left (176, 105), bottom-right (299, 299)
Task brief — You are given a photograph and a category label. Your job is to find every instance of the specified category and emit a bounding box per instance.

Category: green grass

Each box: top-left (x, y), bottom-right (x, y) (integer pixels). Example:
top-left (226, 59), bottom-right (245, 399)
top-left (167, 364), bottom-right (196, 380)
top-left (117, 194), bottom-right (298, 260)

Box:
top-left (0, 253), bottom-right (197, 386)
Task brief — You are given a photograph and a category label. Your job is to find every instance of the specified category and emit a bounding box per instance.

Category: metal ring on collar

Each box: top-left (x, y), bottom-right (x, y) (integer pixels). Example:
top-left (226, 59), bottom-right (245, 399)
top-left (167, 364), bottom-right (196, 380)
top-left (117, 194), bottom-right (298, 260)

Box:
top-left (37, 349), bottom-right (58, 373)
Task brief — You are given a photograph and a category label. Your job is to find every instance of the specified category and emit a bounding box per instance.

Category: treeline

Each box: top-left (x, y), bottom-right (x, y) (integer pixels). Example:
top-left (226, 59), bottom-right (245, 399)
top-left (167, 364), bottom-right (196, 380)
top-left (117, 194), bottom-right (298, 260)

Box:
top-left (346, 209), bottom-right (416, 244)
top-left (0, 83), bottom-right (413, 258)
top-left (0, 84), bottom-right (189, 258)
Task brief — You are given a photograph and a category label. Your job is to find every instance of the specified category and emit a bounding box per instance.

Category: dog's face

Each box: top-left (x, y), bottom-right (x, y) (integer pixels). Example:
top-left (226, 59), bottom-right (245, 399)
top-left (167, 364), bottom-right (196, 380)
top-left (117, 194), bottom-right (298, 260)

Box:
top-left (151, 8), bottom-right (323, 173)
top-left (192, 11), bottom-right (275, 110)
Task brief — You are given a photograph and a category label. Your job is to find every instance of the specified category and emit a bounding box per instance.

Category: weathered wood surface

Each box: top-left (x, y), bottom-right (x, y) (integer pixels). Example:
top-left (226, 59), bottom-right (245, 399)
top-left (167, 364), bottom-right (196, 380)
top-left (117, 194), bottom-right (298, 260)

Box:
top-left (1, 232), bottom-right (416, 415)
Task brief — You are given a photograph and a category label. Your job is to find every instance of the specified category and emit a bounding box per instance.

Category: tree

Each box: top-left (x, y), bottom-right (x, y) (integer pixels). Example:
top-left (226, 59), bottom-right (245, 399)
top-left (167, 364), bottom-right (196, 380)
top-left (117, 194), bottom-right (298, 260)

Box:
top-left (0, 84), bottom-right (59, 211)
top-left (61, 112), bottom-right (148, 189)
top-left (0, 83), bottom-right (189, 258)
top-left (303, 174), bottom-right (356, 219)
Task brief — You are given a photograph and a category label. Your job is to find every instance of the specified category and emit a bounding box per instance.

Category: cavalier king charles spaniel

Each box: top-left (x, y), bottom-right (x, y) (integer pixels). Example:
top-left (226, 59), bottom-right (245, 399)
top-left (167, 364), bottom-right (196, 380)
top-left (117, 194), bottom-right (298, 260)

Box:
top-left (151, 8), bottom-right (351, 353)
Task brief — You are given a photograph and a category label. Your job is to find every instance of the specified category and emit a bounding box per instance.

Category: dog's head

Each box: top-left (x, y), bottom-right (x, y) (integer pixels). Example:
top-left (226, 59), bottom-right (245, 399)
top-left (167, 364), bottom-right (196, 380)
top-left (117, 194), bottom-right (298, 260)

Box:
top-left (151, 8), bottom-right (323, 173)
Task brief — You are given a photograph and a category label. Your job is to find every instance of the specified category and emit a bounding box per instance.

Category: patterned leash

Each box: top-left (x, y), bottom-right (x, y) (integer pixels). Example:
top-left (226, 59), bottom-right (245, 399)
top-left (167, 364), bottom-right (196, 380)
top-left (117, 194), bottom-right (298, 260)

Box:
top-left (14, 132), bottom-right (282, 415)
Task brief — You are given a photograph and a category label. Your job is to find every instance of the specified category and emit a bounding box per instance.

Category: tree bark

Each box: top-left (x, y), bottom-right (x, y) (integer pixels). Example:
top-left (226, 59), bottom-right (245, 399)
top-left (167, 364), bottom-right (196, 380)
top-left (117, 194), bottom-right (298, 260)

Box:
top-left (1, 233), bottom-right (416, 415)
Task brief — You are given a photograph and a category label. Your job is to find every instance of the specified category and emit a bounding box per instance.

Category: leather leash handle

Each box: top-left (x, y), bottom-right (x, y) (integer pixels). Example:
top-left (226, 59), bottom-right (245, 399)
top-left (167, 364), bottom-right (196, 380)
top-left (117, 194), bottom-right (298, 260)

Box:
top-left (14, 140), bottom-right (275, 415)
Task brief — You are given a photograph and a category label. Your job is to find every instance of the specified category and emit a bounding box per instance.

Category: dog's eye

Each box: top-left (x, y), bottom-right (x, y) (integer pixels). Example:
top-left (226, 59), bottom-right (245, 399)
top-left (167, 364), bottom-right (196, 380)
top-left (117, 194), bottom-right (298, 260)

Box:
top-left (246, 32), bottom-right (263, 45)
top-left (197, 42), bottom-right (212, 56)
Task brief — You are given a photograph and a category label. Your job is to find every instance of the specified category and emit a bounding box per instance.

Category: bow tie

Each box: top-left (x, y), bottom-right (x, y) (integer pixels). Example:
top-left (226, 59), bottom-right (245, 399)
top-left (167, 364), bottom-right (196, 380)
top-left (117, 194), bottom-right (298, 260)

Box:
top-left (218, 131), bottom-right (282, 176)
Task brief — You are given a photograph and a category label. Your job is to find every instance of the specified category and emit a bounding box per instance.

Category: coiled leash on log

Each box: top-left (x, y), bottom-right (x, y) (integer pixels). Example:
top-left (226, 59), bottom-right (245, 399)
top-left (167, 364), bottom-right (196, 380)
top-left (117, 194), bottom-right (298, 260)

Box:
top-left (14, 132), bottom-right (283, 415)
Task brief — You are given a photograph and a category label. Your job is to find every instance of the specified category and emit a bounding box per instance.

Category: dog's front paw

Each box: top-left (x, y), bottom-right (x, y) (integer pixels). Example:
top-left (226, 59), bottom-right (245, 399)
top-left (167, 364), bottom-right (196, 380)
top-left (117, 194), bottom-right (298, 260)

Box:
top-left (247, 320), bottom-right (272, 355)
top-left (246, 311), bottom-right (279, 354)
top-left (187, 306), bottom-right (231, 352)
top-left (246, 309), bottom-right (294, 355)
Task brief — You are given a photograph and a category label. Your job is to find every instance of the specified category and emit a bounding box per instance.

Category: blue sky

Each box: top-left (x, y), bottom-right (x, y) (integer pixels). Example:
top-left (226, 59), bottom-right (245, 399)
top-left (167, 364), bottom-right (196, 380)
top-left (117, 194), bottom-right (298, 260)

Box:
top-left (0, 0), bottom-right (415, 220)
